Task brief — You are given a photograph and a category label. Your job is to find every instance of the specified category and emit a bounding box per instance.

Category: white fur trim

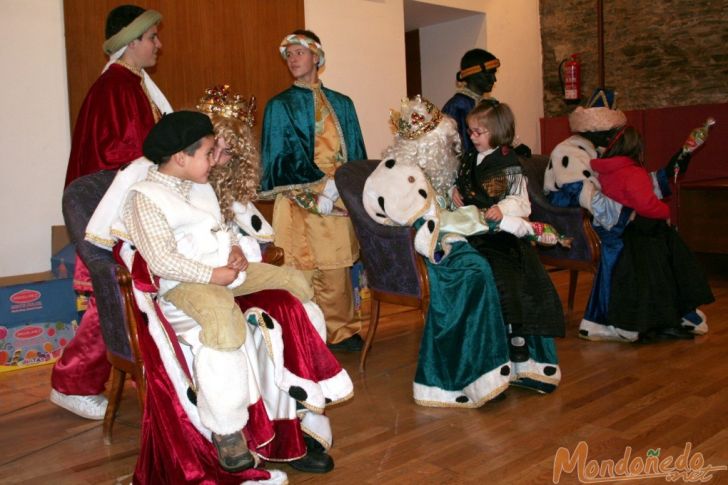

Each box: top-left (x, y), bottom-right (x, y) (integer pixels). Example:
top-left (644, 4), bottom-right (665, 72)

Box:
top-left (85, 158), bottom-right (152, 249)
top-left (578, 319), bottom-right (638, 342)
top-left (232, 200), bottom-right (274, 242)
top-left (681, 309), bottom-right (709, 335)
top-left (245, 308), bottom-right (354, 412)
top-left (194, 346), bottom-right (251, 435)
top-left (242, 469), bottom-right (289, 485)
top-left (413, 362), bottom-right (510, 408)
top-left (302, 301), bottom-right (327, 342)
top-left (513, 358), bottom-right (561, 386)
top-left (299, 411), bottom-right (333, 450)
top-left (545, 135), bottom-right (599, 193)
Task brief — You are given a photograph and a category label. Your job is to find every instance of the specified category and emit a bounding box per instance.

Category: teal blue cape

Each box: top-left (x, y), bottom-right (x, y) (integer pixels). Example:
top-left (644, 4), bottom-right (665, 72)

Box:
top-left (260, 84), bottom-right (367, 195)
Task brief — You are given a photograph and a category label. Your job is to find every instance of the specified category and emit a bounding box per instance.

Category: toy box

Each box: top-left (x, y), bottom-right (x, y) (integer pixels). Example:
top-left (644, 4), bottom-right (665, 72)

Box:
top-left (0, 226), bottom-right (79, 372)
top-left (0, 276), bottom-right (78, 372)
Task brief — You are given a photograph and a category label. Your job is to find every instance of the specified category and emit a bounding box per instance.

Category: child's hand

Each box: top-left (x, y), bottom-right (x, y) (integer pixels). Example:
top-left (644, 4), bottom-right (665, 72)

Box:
top-left (227, 246), bottom-right (249, 272)
top-left (210, 266), bottom-right (239, 286)
top-left (484, 205), bottom-right (503, 221)
top-left (452, 187), bottom-right (464, 207)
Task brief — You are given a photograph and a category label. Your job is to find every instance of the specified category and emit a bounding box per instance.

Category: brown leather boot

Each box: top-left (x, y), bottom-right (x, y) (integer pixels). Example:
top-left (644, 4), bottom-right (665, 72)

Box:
top-left (212, 431), bottom-right (255, 472)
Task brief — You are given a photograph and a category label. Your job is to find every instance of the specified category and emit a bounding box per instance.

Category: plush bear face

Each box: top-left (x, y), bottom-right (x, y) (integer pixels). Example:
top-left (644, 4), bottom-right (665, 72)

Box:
top-left (544, 135), bottom-right (600, 192)
top-left (362, 158), bottom-right (433, 226)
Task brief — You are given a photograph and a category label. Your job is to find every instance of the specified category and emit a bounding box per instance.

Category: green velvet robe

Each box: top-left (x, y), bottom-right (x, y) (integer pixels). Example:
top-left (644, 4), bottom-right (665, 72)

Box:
top-left (260, 84), bottom-right (367, 196)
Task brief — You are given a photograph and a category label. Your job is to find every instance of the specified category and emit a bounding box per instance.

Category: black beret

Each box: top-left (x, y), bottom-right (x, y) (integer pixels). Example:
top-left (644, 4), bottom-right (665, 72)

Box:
top-left (143, 111), bottom-right (214, 164)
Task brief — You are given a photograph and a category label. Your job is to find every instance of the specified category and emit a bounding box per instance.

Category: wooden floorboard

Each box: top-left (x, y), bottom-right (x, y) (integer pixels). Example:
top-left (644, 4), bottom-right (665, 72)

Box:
top-left (1, 264), bottom-right (727, 484)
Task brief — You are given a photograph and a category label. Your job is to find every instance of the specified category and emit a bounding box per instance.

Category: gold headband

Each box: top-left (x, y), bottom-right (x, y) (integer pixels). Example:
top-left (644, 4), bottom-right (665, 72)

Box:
top-left (103, 10), bottom-right (162, 55)
top-left (279, 34), bottom-right (326, 68)
top-left (458, 59), bottom-right (501, 80)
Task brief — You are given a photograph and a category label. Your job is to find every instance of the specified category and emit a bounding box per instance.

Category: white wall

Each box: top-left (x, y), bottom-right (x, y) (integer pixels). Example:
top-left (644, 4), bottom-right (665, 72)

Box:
top-left (419, 0), bottom-right (543, 151)
top-left (0, 0), bottom-right (69, 277)
top-left (0, 0), bottom-right (543, 277)
top-left (420, 14), bottom-right (486, 107)
top-left (304, 0), bottom-right (408, 159)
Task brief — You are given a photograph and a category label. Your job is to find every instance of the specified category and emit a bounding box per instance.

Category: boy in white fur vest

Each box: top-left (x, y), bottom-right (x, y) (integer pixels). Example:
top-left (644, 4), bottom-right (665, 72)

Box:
top-left (123, 111), bottom-right (254, 472)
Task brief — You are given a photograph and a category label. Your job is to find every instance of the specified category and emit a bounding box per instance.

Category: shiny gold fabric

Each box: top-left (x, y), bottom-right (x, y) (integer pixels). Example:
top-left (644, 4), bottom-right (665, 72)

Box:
top-left (272, 195), bottom-right (359, 271)
top-left (303, 267), bottom-right (361, 344)
top-left (270, 84), bottom-right (360, 341)
top-left (313, 86), bottom-right (345, 175)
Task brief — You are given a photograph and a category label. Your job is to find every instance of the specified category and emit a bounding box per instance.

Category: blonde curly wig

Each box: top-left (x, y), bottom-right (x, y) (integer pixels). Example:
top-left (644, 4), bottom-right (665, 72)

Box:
top-left (207, 113), bottom-right (261, 223)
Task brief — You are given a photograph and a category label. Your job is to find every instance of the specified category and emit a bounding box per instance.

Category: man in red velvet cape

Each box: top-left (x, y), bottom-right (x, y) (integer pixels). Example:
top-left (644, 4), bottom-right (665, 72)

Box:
top-left (51, 4), bottom-right (172, 420)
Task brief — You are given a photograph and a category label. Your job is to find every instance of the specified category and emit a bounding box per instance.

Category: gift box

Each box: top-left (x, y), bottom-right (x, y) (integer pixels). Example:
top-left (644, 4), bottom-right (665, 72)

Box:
top-left (0, 276), bottom-right (78, 372)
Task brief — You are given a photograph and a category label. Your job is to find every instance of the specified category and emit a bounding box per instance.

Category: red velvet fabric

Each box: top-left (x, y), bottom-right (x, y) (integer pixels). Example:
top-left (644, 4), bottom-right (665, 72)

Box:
top-left (50, 295), bottom-right (111, 395)
top-left (64, 64), bottom-right (157, 187)
top-left (236, 290), bottom-right (344, 381)
top-left (133, 294), bottom-right (274, 484)
top-left (125, 249), bottom-right (313, 480)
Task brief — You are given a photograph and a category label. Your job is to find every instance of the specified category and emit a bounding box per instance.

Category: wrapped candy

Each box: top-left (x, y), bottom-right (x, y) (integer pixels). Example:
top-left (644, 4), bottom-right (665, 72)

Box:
top-left (674, 118), bottom-right (716, 183)
top-left (682, 117), bottom-right (716, 154)
top-left (527, 221), bottom-right (574, 248)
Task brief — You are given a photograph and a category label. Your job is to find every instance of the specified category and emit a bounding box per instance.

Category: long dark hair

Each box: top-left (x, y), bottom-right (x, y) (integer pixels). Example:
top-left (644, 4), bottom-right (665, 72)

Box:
top-left (602, 126), bottom-right (645, 166)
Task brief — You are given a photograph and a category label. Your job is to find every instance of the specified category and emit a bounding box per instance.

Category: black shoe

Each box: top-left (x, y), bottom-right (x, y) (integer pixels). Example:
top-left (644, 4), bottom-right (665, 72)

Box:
top-left (509, 336), bottom-right (529, 363)
top-left (639, 326), bottom-right (695, 344)
top-left (327, 334), bottom-right (364, 352)
top-left (289, 435), bottom-right (334, 473)
top-left (212, 432), bottom-right (255, 472)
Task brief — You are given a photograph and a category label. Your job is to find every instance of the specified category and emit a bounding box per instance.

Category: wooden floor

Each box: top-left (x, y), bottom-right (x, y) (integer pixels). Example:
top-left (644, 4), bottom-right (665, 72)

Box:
top-left (2, 261), bottom-right (728, 485)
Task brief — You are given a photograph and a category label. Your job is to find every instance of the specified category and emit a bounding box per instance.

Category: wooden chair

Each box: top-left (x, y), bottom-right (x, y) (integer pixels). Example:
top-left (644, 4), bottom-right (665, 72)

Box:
top-left (336, 160), bottom-right (430, 371)
top-left (521, 155), bottom-right (601, 312)
top-left (62, 171), bottom-right (146, 444)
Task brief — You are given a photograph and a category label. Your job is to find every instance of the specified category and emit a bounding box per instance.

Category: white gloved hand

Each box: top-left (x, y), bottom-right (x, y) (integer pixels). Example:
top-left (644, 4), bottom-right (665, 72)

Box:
top-left (322, 178), bottom-right (339, 203)
top-left (499, 215), bottom-right (535, 238)
top-left (317, 194), bottom-right (334, 215)
top-left (578, 179), bottom-right (596, 212)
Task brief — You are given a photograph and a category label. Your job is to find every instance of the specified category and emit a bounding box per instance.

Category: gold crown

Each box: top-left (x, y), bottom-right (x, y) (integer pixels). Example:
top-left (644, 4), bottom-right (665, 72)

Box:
top-left (389, 95), bottom-right (443, 140)
top-left (196, 85), bottom-right (256, 128)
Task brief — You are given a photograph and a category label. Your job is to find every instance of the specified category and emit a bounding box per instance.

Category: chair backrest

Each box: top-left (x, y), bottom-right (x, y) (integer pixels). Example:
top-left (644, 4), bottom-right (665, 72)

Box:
top-left (521, 155), bottom-right (599, 267)
top-left (336, 160), bottom-right (424, 299)
top-left (62, 171), bottom-right (133, 360)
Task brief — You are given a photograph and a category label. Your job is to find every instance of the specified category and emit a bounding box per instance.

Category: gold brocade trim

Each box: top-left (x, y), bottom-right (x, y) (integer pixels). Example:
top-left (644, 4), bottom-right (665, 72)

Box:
top-left (253, 311), bottom-right (276, 359)
top-left (414, 383), bottom-right (509, 409)
top-left (152, 293), bottom-right (195, 391)
top-left (295, 398), bottom-right (325, 415)
top-left (515, 371), bottom-right (560, 386)
top-left (293, 81), bottom-right (349, 164)
top-left (257, 176), bottom-right (327, 200)
top-left (455, 86), bottom-right (482, 102)
top-left (298, 425), bottom-right (331, 451)
top-left (114, 60), bottom-right (162, 122)
top-left (110, 228), bottom-right (131, 241)
top-left (84, 232), bottom-right (115, 249)
top-left (251, 431), bottom-right (276, 450)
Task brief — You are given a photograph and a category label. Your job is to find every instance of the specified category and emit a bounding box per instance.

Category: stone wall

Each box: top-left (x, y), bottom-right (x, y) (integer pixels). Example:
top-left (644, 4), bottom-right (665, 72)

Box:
top-left (540, 0), bottom-right (728, 117)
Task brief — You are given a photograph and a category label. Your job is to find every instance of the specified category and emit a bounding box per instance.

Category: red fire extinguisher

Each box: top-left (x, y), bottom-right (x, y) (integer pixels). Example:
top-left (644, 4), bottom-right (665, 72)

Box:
top-left (559, 54), bottom-right (581, 104)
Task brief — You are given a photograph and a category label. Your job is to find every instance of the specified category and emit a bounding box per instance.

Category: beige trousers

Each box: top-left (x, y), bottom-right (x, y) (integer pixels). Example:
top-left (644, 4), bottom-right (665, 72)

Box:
top-left (164, 262), bottom-right (314, 350)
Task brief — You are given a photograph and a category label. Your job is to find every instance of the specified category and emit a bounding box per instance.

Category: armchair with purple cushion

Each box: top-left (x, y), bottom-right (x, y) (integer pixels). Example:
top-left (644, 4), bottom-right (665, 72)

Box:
top-left (335, 160), bottom-right (429, 371)
top-left (62, 170), bottom-right (145, 443)
top-left (520, 155), bottom-right (600, 313)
